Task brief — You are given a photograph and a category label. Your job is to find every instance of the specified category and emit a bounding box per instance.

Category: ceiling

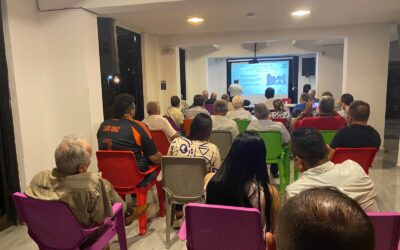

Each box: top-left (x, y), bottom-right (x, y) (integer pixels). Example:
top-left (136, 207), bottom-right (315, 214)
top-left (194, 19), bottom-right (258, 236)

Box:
top-left (40, 0), bottom-right (400, 35)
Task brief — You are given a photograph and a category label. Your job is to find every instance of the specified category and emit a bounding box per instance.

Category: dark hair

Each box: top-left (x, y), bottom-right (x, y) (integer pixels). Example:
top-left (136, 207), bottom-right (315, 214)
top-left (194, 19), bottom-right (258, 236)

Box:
top-left (193, 94), bottom-right (205, 107)
top-left (341, 93), bottom-right (354, 106)
top-left (112, 94), bottom-right (135, 119)
top-left (291, 127), bottom-right (328, 167)
top-left (321, 91), bottom-right (333, 97)
top-left (349, 100), bottom-right (370, 122)
top-left (303, 84), bottom-right (311, 93)
top-left (234, 79), bottom-right (239, 83)
top-left (273, 99), bottom-right (284, 111)
top-left (206, 131), bottom-right (272, 231)
top-left (243, 99), bottom-right (251, 106)
top-left (277, 187), bottom-right (374, 250)
top-left (171, 95), bottom-right (180, 107)
top-left (319, 96), bottom-right (335, 114)
top-left (188, 113), bottom-right (212, 141)
top-left (265, 87), bottom-right (275, 99)
top-left (300, 93), bottom-right (310, 102)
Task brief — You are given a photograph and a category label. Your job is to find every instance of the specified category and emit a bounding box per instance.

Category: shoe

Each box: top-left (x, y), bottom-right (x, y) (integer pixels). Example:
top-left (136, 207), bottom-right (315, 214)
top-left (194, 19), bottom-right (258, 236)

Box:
top-left (124, 204), bottom-right (148, 226)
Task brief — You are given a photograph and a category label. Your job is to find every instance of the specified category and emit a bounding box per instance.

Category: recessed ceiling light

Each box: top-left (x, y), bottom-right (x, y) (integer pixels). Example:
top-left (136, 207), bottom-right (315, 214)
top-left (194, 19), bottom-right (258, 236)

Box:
top-left (291, 10), bottom-right (311, 17)
top-left (187, 17), bottom-right (204, 24)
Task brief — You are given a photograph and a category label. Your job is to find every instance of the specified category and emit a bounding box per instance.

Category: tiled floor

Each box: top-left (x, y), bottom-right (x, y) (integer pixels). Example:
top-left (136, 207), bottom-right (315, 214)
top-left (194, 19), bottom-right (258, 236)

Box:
top-left (2, 120), bottom-right (400, 249)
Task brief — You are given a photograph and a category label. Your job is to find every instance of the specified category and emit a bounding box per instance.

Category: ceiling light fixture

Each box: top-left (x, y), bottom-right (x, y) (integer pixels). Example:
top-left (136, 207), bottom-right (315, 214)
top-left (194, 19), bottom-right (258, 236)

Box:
top-left (291, 10), bottom-right (311, 17)
top-left (187, 17), bottom-right (204, 24)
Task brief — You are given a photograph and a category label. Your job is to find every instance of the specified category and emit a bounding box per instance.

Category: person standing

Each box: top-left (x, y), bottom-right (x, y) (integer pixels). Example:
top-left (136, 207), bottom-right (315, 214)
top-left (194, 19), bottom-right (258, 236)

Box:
top-left (228, 80), bottom-right (243, 101)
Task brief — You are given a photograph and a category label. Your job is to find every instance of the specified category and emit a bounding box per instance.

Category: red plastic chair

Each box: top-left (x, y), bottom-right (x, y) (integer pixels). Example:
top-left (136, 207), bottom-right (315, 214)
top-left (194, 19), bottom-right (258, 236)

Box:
top-left (282, 98), bottom-right (292, 104)
top-left (367, 212), bottom-right (400, 250)
top-left (12, 192), bottom-right (127, 250)
top-left (96, 150), bottom-right (165, 235)
top-left (271, 117), bottom-right (288, 127)
top-left (183, 119), bottom-right (193, 137)
top-left (150, 130), bottom-right (171, 155)
top-left (331, 147), bottom-right (378, 174)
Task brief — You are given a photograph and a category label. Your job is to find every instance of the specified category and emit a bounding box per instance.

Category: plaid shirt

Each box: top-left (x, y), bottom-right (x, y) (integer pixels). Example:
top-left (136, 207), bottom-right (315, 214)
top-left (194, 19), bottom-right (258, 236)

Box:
top-left (184, 106), bottom-right (210, 119)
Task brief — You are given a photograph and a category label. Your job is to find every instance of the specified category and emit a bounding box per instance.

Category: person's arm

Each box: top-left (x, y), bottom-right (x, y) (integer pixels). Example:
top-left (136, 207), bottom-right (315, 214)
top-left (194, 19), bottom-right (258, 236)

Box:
top-left (268, 185), bottom-right (281, 233)
top-left (280, 124), bottom-right (291, 144)
top-left (148, 152), bottom-right (162, 165)
top-left (291, 102), bottom-right (313, 127)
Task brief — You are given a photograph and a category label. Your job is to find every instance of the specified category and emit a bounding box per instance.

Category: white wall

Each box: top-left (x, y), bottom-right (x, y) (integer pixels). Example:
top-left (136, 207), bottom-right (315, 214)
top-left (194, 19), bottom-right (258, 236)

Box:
top-left (3, 0), bottom-right (103, 189)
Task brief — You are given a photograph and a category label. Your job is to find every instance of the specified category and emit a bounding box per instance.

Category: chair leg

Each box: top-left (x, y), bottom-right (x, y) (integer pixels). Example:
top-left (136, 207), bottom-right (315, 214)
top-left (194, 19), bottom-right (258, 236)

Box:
top-left (165, 195), bottom-right (172, 249)
top-left (156, 182), bottom-right (165, 217)
top-left (115, 206), bottom-right (128, 250)
top-left (137, 190), bottom-right (148, 235)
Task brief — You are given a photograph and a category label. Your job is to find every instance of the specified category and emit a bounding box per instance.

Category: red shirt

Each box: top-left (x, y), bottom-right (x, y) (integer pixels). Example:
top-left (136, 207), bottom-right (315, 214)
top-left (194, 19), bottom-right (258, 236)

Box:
top-left (293, 115), bottom-right (347, 130)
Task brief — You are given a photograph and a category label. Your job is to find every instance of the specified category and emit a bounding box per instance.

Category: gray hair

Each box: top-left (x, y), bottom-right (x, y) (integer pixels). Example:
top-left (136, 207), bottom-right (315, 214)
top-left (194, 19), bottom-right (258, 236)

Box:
top-left (254, 103), bottom-right (269, 120)
top-left (319, 96), bottom-right (335, 113)
top-left (54, 135), bottom-right (91, 175)
top-left (232, 96), bottom-right (244, 108)
top-left (213, 99), bottom-right (228, 113)
top-left (146, 101), bottom-right (160, 115)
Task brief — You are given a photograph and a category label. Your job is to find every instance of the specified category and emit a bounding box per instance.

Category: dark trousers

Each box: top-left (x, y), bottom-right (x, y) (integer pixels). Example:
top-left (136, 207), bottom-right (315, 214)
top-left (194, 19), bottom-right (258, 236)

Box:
top-left (270, 163), bottom-right (278, 175)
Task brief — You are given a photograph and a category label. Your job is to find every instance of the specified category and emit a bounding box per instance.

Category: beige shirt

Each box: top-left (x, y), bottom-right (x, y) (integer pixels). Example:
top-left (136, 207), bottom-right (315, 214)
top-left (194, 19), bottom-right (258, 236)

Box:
top-left (226, 108), bottom-right (253, 120)
top-left (247, 119), bottom-right (291, 144)
top-left (143, 114), bottom-right (177, 140)
top-left (165, 106), bottom-right (184, 127)
top-left (286, 160), bottom-right (378, 211)
top-left (265, 98), bottom-right (275, 110)
top-left (211, 115), bottom-right (239, 140)
top-left (25, 169), bottom-right (125, 227)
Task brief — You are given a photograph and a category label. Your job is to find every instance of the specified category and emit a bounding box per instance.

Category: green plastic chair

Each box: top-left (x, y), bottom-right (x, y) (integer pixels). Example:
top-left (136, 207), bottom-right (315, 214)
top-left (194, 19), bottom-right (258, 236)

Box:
top-left (257, 131), bottom-right (290, 193)
top-left (234, 119), bottom-right (250, 133)
top-left (320, 130), bottom-right (336, 145)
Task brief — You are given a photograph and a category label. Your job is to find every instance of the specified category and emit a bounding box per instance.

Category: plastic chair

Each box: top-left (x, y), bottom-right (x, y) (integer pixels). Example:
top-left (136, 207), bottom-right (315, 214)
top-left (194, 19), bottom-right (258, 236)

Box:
top-left (234, 119), bottom-right (250, 133)
top-left (150, 130), bottom-right (171, 155)
top-left (161, 157), bottom-right (207, 249)
top-left (205, 104), bottom-right (214, 115)
top-left (257, 131), bottom-right (290, 193)
top-left (209, 130), bottom-right (233, 161)
top-left (163, 115), bottom-right (182, 133)
top-left (12, 192), bottom-right (127, 250)
top-left (320, 130), bottom-right (336, 145)
top-left (183, 119), bottom-right (193, 136)
top-left (181, 203), bottom-right (266, 250)
top-left (331, 147), bottom-right (377, 174)
top-left (367, 212), bottom-right (400, 250)
top-left (96, 150), bottom-right (165, 235)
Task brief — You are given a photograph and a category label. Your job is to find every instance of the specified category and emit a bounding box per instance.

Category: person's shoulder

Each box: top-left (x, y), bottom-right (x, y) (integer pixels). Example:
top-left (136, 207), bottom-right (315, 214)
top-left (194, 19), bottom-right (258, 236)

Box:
top-left (335, 160), bottom-right (367, 174)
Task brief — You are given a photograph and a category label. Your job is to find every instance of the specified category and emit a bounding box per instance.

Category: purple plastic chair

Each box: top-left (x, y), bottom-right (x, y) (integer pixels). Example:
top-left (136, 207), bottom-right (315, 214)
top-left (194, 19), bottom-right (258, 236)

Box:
top-left (205, 104), bottom-right (214, 115)
top-left (12, 192), bottom-right (127, 250)
top-left (367, 212), bottom-right (400, 250)
top-left (182, 203), bottom-right (265, 250)
top-left (163, 115), bottom-right (183, 133)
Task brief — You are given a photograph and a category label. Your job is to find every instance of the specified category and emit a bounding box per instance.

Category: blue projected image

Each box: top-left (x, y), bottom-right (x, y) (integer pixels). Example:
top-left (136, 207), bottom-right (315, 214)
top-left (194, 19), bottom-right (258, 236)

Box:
top-left (231, 61), bottom-right (289, 95)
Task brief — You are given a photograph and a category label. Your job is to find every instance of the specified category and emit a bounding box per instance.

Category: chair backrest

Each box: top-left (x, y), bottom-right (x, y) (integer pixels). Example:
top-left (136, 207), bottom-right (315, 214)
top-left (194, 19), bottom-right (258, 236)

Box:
top-left (185, 203), bottom-right (265, 250)
top-left (183, 119), bottom-right (193, 136)
top-left (150, 130), bottom-right (170, 155)
top-left (162, 157), bottom-right (206, 201)
top-left (96, 150), bottom-right (143, 193)
top-left (299, 116), bottom-right (346, 130)
top-left (234, 119), bottom-right (250, 133)
top-left (270, 118), bottom-right (288, 127)
top-left (331, 147), bottom-right (377, 174)
top-left (320, 130), bottom-right (336, 145)
top-left (163, 115), bottom-right (182, 132)
top-left (282, 98), bottom-right (292, 104)
top-left (367, 212), bottom-right (400, 250)
top-left (12, 192), bottom-right (93, 249)
top-left (257, 131), bottom-right (284, 161)
top-left (209, 130), bottom-right (232, 161)
top-left (205, 104), bottom-right (214, 115)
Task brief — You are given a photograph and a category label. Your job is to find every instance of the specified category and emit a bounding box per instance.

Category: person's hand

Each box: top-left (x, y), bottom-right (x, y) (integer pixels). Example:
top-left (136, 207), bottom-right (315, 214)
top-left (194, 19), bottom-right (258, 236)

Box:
top-left (304, 101), bottom-right (313, 115)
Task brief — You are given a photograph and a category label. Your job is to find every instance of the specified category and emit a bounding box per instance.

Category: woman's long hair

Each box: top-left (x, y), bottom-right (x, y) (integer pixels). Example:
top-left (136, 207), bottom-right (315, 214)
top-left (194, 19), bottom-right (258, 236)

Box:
top-left (188, 113), bottom-right (212, 141)
top-left (206, 131), bottom-right (272, 231)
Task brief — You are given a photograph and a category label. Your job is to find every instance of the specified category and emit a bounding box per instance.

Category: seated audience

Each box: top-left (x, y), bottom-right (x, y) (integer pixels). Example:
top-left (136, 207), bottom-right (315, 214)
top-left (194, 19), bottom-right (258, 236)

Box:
top-left (331, 100), bottom-right (381, 149)
top-left (269, 99), bottom-right (292, 125)
top-left (25, 135), bottom-right (146, 227)
top-left (286, 127), bottom-right (377, 211)
top-left (266, 187), bottom-right (374, 250)
top-left (180, 96), bottom-right (190, 114)
top-left (321, 91), bottom-right (333, 97)
top-left (168, 113), bottom-right (221, 172)
top-left (165, 95), bottom-right (184, 128)
top-left (308, 89), bottom-right (319, 102)
top-left (143, 101), bottom-right (179, 141)
top-left (97, 94), bottom-right (162, 172)
top-left (226, 95), bottom-right (253, 120)
top-left (265, 87), bottom-right (275, 110)
top-left (206, 131), bottom-right (280, 232)
top-left (220, 93), bottom-right (233, 110)
top-left (205, 92), bottom-right (217, 104)
top-left (184, 94), bottom-right (210, 119)
top-left (338, 93), bottom-right (354, 119)
top-left (211, 99), bottom-right (239, 140)
top-left (292, 96), bottom-right (347, 130)
top-left (302, 83), bottom-right (311, 94)
top-left (201, 90), bottom-right (209, 100)
top-left (291, 93), bottom-right (309, 117)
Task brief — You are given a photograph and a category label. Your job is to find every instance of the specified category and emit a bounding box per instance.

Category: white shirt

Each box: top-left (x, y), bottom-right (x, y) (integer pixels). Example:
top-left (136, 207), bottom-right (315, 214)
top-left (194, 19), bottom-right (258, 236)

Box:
top-left (286, 160), bottom-right (378, 211)
top-left (246, 119), bottom-right (291, 144)
top-left (226, 108), bottom-right (253, 121)
top-left (211, 115), bottom-right (239, 140)
top-left (142, 115), bottom-right (177, 141)
top-left (228, 84), bottom-right (243, 97)
top-left (265, 98), bottom-right (275, 110)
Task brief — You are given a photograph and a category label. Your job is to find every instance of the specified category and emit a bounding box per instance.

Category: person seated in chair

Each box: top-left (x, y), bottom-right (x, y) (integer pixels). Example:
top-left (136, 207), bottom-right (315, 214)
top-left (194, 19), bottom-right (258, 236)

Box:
top-left (211, 99), bottom-right (239, 140)
top-left (338, 93), bottom-right (354, 120)
top-left (205, 92), bottom-right (217, 105)
top-left (25, 135), bottom-right (147, 228)
top-left (165, 95), bottom-right (184, 129)
top-left (265, 87), bottom-right (275, 110)
top-left (226, 95), bottom-right (253, 120)
top-left (269, 99), bottom-right (292, 126)
top-left (286, 127), bottom-right (377, 211)
top-left (184, 94), bottom-right (210, 119)
top-left (331, 100), bottom-right (381, 150)
top-left (97, 94), bottom-right (162, 175)
top-left (291, 93), bottom-right (309, 117)
top-left (143, 101), bottom-right (180, 142)
top-left (266, 187), bottom-right (374, 250)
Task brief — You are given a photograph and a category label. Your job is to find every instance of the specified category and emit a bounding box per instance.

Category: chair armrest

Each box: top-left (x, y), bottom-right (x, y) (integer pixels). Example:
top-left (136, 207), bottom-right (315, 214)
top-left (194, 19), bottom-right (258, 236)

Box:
top-left (112, 202), bottom-right (123, 215)
top-left (138, 165), bottom-right (160, 175)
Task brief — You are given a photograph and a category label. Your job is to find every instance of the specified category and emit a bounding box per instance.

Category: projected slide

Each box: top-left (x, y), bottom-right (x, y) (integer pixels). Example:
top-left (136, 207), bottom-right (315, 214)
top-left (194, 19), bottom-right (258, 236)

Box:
top-left (231, 61), bottom-right (289, 95)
